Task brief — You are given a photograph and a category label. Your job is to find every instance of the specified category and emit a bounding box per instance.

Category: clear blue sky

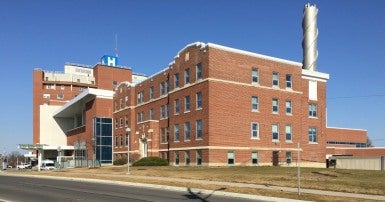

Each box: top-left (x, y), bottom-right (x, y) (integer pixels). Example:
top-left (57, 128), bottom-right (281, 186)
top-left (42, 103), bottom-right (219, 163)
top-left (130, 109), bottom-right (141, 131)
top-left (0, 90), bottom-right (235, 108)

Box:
top-left (1, 0), bottom-right (384, 154)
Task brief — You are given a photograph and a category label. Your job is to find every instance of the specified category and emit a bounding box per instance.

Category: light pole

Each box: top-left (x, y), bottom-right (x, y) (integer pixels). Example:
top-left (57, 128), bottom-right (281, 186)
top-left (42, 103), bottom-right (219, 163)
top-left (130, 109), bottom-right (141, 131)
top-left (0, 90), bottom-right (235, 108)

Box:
top-left (126, 127), bottom-right (131, 174)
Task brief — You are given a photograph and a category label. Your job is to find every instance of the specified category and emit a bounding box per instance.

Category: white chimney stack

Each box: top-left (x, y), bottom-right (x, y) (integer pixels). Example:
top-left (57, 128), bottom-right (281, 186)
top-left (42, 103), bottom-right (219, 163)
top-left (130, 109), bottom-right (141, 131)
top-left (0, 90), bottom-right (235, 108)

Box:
top-left (302, 3), bottom-right (318, 71)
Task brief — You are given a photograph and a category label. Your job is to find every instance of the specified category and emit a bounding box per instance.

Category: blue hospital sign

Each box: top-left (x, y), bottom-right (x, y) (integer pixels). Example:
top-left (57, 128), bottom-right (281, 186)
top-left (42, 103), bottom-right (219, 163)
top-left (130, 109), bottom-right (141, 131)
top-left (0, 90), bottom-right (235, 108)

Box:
top-left (101, 55), bottom-right (118, 66)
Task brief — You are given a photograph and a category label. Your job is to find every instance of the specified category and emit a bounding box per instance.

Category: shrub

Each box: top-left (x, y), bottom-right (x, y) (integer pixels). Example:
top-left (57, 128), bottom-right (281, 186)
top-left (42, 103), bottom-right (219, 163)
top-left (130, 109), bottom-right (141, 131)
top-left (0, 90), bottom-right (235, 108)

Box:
top-left (132, 157), bottom-right (168, 166)
top-left (113, 158), bottom-right (127, 165)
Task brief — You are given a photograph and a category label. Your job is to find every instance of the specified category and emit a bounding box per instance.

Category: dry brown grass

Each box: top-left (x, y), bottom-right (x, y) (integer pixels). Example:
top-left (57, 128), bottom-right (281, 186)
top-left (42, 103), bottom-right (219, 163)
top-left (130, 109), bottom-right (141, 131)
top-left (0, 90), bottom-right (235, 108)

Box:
top-left (13, 166), bottom-right (385, 202)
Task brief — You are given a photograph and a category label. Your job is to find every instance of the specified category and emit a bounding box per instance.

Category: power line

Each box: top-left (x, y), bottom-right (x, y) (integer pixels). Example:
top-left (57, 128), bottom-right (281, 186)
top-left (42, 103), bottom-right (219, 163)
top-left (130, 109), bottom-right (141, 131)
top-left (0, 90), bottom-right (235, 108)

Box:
top-left (328, 94), bottom-right (385, 100)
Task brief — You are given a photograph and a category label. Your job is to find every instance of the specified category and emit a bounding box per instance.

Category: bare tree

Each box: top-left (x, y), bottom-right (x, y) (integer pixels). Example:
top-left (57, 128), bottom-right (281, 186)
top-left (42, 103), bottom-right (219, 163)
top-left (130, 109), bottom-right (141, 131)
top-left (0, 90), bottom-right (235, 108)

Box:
top-left (6, 151), bottom-right (24, 166)
top-left (366, 137), bottom-right (374, 147)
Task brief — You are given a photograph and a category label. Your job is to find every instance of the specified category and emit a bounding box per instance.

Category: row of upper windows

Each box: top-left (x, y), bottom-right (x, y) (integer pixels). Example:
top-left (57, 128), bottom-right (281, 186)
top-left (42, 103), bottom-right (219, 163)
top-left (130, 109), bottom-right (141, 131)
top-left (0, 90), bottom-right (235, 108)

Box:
top-left (252, 68), bottom-right (292, 89)
top-left (45, 84), bottom-right (88, 91)
top-left (136, 63), bottom-right (202, 105)
top-left (252, 96), bottom-right (317, 117)
top-left (158, 120), bottom-right (203, 144)
top-left (114, 92), bottom-right (203, 128)
top-left (251, 123), bottom-right (318, 143)
top-left (134, 92), bottom-right (203, 123)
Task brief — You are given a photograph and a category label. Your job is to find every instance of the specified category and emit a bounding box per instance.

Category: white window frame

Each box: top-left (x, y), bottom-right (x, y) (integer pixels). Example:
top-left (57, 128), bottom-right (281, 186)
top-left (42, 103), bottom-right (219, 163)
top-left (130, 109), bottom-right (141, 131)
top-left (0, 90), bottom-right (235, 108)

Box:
top-left (309, 127), bottom-right (317, 143)
top-left (196, 92), bottom-right (202, 109)
top-left (185, 96), bottom-right (190, 112)
top-left (196, 63), bottom-right (202, 80)
top-left (272, 98), bottom-right (279, 114)
top-left (174, 124), bottom-right (180, 142)
top-left (252, 67), bottom-right (259, 83)
top-left (174, 99), bottom-right (180, 115)
top-left (252, 96), bottom-right (259, 111)
top-left (185, 68), bottom-right (190, 84)
top-left (272, 72), bottom-right (279, 87)
top-left (184, 122), bottom-right (190, 141)
top-left (285, 125), bottom-right (292, 142)
top-left (286, 100), bottom-right (292, 115)
top-left (286, 74), bottom-right (292, 89)
top-left (309, 104), bottom-right (317, 117)
top-left (251, 122), bottom-right (259, 139)
top-left (196, 120), bottom-right (203, 139)
top-left (272, 124), bottom-right (279, 141)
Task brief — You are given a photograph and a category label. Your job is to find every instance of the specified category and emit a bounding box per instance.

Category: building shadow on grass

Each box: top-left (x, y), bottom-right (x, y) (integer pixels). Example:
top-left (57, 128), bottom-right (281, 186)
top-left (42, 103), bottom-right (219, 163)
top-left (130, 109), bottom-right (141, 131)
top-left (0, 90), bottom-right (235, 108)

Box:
top-left (183, 187), bottom-right (226, 201)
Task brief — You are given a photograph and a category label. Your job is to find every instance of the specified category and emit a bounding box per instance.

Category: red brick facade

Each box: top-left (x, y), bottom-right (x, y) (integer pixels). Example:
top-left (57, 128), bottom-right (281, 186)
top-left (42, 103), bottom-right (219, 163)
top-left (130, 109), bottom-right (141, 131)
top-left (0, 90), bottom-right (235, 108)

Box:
top-left (112, 43), bottom-right (352, 166)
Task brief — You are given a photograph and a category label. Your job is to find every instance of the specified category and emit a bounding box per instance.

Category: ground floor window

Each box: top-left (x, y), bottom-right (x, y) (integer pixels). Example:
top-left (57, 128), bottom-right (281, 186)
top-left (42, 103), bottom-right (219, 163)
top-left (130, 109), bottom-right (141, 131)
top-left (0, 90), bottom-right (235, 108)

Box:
top-left (286, 152), bottom-right (292, 164)
top-left (196, 150), bottom-right (202, 166)
top-left (227, 151), bottom-right (235, 165)
top-left (175, 151), bottom-right (179, 165)
top-left (252, 151), bottom-right (258, 165)
top-left (185, 151), bottom-right (190, 165)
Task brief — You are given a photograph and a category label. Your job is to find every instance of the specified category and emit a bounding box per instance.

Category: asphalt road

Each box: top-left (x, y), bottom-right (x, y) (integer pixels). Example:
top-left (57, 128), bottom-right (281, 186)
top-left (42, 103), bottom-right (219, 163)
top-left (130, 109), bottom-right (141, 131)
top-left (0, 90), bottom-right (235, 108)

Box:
top-left (0, 175), bottom-right (259, 202)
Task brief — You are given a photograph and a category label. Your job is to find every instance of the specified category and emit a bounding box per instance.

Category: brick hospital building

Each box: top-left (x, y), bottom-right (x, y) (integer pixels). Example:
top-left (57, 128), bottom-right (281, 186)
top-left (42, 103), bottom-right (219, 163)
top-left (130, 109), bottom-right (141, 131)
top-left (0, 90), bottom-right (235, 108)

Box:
top-left (112, 42), bottom-right (368, 167)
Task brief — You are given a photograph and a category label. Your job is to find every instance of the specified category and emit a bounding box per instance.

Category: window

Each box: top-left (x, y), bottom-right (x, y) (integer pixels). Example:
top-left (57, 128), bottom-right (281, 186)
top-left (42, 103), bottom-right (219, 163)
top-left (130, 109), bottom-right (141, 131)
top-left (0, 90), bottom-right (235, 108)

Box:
top-left (141, 111), bottom-right (145, 122)
top-left (227, 151), bottom-right (235, 165)
top-left (150, 108), bottom-right (154, 120)
top-left (272, 72), bottom-right (279, 87)
top-left (137, 92), bottom-right (141, 104)
top-left (272, 98), bottom-right (279, 113)
top-left (196, 120), bottom-right (202, 139)
top-left (115, 118), bottom-right (118, 129)
top-left (43, 94), bottom-right (50, 99)
top-left (272, 124), bottom-right (279, 141)
top-left (252, 68), bottom-right (259, 83)
top-left (120, 135), bottom-right (123, 147)
top-left (252, 152), bottom-right (258, 165)
top-left (286, 100), bottom-right (292, 114)
top-left (196, 92), bottom-right (202, 109)
top-left (114, 135), bottom-right (118, 147)
top-left (196, 63), bottom-right (202, 80)
top-left (174, 99), bottom-right (180, 115)
top-left (160, 82), bottom-right (165, 95)
top-left (185, 96), bottom-right (190, 112)
top-left (126, 133), bottom-right (129, 147)
top-left (166, 80), bottom-right (169, 93)
top-left (140, 91), bottom-right (144, 103)
top-left (46, 84), bottom-right (55, 89)
top-left (309, 127), bottom-right (317, 143)
top-left (251, 122), bottom-right (259, 139)
top-left (150, 86), bottom-right (154, 99)
top-left (309, 104), bottom-right (317, 117)
top-left (160, 105), bottom-right (166, 119)
top-left (166, 104), bottom-right (169, 118)
top-left (174, 124), bottom-right (180, 142)
top-left (184, 122), bottom-right (190, 141)
top-left (136, 113), bottom-right (140, 123)
top-left (286, 74), bottom-right (292, 88)
top-left (196, 150), bottom-right (202, 165)
top-left (125, 116), bottom-right (128, 127)
top-left (174, 73), bottom-right (179, 88)
top-left (161, 127), bottom-right (168, 143)
top-left (286, 152), bottom-right (292, 164)
top-left (125, 96), bottom-right (129, 107)
top-left (285, 125), bottom-right (292, 141)
top-left (57, 94), bottom-right (64, 99)
top-left (175, 151), bottom-right (179, 165)
top-left (185, 68), bottom-right (190, 84)
top-left (185, 151), bottom-right (190, 165)
top-left (252, 96), bottom-right (259, 111)
top-left (119, 118), bottom-right (123, 128)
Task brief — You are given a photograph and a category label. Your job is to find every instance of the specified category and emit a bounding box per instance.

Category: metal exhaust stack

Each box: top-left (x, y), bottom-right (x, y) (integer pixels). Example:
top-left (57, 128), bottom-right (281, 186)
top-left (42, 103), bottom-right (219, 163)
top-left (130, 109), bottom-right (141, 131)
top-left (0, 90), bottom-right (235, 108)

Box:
top-left (302, 3), bottom-right (318, 71)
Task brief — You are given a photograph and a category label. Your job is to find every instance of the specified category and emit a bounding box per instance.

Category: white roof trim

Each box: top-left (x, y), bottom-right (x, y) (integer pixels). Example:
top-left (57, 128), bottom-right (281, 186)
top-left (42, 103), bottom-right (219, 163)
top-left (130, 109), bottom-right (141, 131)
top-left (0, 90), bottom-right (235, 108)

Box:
top-left (207, 43), bottom-right (302, 67)
top-left (327, 126), bottom-right (367, 132)
top-left (302, 69), bottom-right (330, 81)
